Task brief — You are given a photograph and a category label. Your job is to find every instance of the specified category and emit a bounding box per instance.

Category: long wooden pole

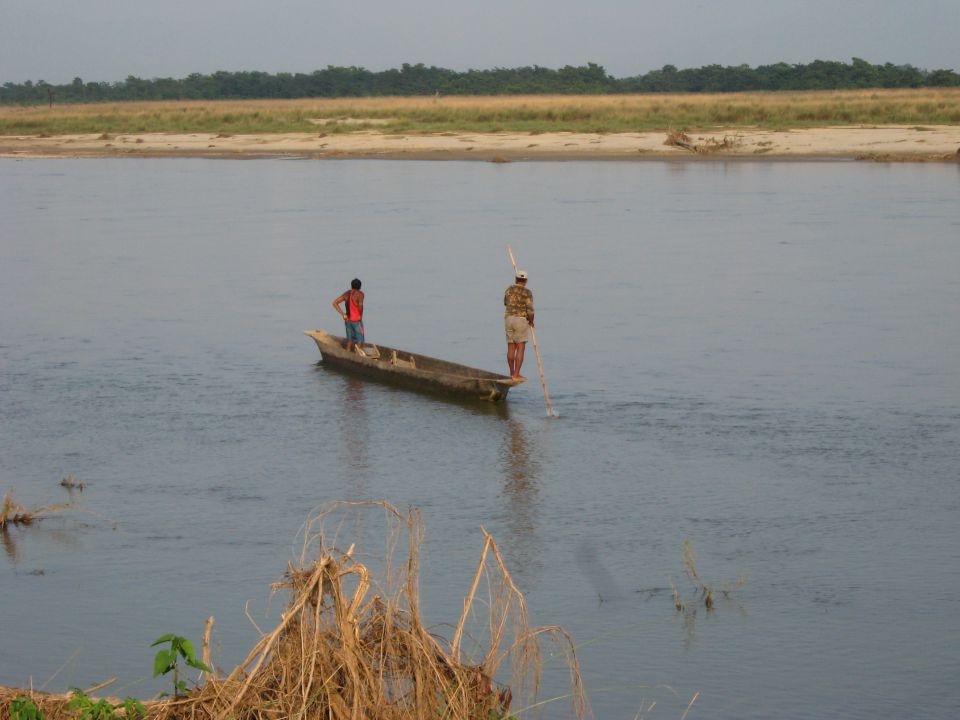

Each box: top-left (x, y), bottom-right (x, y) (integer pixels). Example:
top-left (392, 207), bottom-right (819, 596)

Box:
top-left (507, 246), bottom-right (557, 417)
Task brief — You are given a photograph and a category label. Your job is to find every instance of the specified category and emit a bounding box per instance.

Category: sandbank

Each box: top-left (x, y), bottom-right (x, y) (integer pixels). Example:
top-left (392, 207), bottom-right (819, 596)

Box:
top-left (2, 126), bottom-right (959, 161)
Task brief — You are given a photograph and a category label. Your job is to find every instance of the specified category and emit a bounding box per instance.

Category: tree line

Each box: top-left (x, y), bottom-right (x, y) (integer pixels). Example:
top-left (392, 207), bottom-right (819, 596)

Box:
top-left (3, 58), bottom-right (958, 105)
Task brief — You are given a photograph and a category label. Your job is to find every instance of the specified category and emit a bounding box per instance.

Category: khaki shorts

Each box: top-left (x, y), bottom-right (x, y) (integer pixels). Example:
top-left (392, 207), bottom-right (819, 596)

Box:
top-left (505, 315), bottom-right (529, 343)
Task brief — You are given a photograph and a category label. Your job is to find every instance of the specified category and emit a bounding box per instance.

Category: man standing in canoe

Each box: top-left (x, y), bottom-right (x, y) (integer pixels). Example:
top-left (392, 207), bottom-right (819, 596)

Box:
top-left (504, 271), bottom-right (534, 381)
top-left (332, 278), bottom-right (364, 352)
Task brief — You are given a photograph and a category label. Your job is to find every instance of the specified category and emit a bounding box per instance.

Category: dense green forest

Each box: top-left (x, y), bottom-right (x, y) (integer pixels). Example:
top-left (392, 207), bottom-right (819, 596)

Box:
top-left (3, 58), bottom-right (958, 105)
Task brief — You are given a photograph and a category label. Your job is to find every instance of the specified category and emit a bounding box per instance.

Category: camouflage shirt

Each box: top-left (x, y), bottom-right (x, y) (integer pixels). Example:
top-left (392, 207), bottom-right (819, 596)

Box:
top-left (504, 284), bottom-right (534, 317)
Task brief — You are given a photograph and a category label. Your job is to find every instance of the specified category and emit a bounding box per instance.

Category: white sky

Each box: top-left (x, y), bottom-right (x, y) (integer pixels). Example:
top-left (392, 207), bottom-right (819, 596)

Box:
top-left (2, 0), bottom-right (958, 84)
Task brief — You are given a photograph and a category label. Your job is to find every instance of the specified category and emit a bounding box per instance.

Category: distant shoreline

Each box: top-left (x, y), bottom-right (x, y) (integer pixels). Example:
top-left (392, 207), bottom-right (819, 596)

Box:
top-left (2, 126), bottom-right (960, 162)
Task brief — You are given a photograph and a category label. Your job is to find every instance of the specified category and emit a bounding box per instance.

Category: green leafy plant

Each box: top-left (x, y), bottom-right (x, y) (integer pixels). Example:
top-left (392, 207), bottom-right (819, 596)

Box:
top-left (10, 697), bottom-right (44, 720)
top-left (122, 697), bottom-right (148, 720)
top-left (151, 633), bottom-right (211, 698)
top-left (68, 689), bottom-right (110, 720)
top-left (67, 689), bottom-right (115, 720)
top-left (66, 689), bottom-right (146, 720)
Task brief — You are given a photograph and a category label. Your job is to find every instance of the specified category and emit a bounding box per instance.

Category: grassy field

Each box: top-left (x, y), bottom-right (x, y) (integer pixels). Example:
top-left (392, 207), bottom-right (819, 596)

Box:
top-left (2, 89), bottom-right (960, 136)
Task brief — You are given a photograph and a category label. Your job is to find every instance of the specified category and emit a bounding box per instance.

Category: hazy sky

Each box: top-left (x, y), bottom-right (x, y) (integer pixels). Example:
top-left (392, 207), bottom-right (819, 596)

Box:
top-left (2, 0), bottom-right (957, 84)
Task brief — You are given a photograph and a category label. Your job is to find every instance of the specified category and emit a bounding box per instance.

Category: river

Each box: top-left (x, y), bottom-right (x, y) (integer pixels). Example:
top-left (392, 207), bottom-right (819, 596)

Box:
top-left (2, 157), bottom-right (959, 719)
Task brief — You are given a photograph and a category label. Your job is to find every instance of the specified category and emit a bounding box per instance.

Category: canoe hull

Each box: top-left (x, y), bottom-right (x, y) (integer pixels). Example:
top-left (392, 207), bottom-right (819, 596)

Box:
top-left (304, 330), bottom-right (519, 403)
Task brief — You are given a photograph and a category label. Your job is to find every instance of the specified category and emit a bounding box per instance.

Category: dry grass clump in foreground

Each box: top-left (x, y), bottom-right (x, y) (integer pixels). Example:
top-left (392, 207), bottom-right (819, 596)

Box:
top-left (1, 501), bottom-right (588, 720)
top-left (2, 88), bottom-right (959, 135)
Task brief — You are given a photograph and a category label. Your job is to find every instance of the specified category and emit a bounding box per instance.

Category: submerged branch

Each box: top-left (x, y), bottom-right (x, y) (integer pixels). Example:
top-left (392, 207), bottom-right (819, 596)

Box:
top-left (0, 489), bottom-right (72, 529)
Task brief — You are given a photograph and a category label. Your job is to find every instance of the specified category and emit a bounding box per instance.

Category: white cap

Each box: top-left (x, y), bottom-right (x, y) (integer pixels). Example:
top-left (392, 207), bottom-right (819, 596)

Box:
top-left (516, 270), bottom-right (529, 280)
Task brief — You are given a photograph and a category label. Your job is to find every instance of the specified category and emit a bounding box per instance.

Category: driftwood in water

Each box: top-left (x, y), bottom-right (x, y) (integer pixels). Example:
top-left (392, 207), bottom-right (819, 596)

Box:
top-left (0, 489), bottom-right (72, 529)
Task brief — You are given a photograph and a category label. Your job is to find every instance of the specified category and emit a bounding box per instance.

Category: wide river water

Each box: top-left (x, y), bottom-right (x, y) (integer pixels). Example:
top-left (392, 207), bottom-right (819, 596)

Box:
top-left (2, 157), bottom-right (959, 719)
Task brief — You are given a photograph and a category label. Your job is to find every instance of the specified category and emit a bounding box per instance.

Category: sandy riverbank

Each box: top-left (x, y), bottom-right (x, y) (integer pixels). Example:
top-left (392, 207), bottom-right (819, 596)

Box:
top-left (2, 125), bottom-right (960, 161)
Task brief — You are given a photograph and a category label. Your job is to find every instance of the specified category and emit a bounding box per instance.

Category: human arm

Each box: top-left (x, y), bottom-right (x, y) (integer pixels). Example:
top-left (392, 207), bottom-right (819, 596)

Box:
top-left (332, 292), bottom-right (348, 319)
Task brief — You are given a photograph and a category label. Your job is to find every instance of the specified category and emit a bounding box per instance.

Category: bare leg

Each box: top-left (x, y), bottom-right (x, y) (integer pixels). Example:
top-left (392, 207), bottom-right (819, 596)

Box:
top-left (513, 342), bottom-right (527, 380)
top-left (507, 342), bottom-right (518, 377)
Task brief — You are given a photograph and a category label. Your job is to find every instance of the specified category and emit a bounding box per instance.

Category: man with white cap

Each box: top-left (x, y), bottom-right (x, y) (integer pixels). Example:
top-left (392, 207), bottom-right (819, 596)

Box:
top-left (503, 270), bottom-right (534, 381)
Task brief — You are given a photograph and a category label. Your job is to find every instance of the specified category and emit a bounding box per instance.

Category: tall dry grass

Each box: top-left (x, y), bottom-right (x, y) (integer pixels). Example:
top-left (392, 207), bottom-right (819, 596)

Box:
top-left (2, 89), bottom-right (959, 135)
top-left (1, 501), bottom-right (588, 720)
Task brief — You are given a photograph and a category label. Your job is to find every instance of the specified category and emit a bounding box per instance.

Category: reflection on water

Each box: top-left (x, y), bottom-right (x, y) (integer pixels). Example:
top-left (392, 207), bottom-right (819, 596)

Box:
top-left (678, 605), bottom-right (698, 649)
top-left (2, 522), bottom-right (82, 569)
top-left (335, 374), bottom-right (370, 495)
top-left (498, 418), bottom-right (542, 582)
top-left (1, 529), bottom-right (19, 564)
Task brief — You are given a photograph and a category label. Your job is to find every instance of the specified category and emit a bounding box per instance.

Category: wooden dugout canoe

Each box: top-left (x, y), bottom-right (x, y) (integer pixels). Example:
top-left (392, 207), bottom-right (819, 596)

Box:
top-left (304, 329), bottom-right (523, 403)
